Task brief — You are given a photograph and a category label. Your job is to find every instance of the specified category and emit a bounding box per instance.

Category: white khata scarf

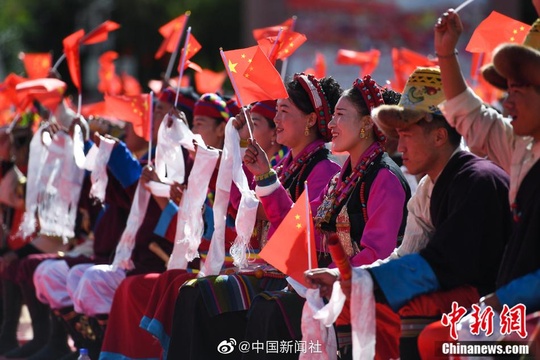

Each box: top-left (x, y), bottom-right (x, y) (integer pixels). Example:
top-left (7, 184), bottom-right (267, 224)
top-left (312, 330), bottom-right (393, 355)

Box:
top-left (168, 145), bottom-right (219, 269)
top-left (112, 114), bottom-right (202, 271)
top-left (153, 114), bottom-right (220, 270)
top-left (85, 136), bottom-right (116, 203)
top-left (300, 269), bottom-right (375, 360)
top-left (199, 120), bottom-right (259, 276)
top-left (19, 125), bottom-right (85, 241)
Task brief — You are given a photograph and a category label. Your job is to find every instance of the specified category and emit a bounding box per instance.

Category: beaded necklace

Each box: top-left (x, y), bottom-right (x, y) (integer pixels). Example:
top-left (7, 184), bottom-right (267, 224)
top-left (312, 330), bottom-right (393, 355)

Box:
top-left (276, 143), bottom-right (326, 200)
top-left (315, 142), bottom-right (384, 224)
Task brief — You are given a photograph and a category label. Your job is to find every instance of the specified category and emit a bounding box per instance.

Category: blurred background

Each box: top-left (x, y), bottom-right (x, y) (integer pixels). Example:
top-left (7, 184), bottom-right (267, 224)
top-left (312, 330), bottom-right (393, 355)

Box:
top-left (0, 0), bottom-right (534, 102)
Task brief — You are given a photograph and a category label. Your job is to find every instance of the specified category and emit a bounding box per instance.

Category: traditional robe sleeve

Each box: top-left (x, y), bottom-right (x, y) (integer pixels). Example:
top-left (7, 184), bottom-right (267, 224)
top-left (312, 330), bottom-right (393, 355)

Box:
top-left (107, 141), bottom-right (142, 189)
top-left (153, 201), bottom-right (179, 242)
top-left (350, 169), bottom-right (406, 267)
top-left (496, 269), bottom-right (540, 311)
top-left (439, 88), bottom-right (514, 173)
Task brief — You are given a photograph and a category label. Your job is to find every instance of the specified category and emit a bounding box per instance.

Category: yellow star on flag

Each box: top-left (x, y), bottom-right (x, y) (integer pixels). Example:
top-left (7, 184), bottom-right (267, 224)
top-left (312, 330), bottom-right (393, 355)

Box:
top-left (229, 59), bottom-right (238, 73)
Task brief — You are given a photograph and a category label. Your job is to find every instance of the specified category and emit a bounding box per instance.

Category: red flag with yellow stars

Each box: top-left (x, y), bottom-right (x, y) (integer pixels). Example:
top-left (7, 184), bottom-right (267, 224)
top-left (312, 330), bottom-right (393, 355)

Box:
top-left (257, 30), bottom-right (307, 64)
top-left (81, 20), bottom-right (120, 45)
top-left (194, 68), bottom-right (227, 94)
top-left (222, 46), bottom-right (287, 105)
top-left (19, 52), bottom-right (52, 79)
top-left (336, 49), bottom-right (380, 77)
top-left (466, 11), bottom-right (530, 54)
top-left (177, 33), bottom-right (202, 72)
top-left (259, 189), bottom-right (317, 287)
top-left (63, 29), bottom-right (85, 93)
top-left (155, 14), bottom-right (189, 59)
top-left (104, 93), bottom-right (151, 141)
top-left (252, 17), bottom-right (295, 40)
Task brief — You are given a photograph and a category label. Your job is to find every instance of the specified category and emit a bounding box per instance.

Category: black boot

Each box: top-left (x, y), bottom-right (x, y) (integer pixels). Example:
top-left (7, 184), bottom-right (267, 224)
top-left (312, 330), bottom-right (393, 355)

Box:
top-left (85, 315), bottom-right (107, 360)
top-left (27, 310), bottom-right (72, 360)
top-left (56, 307), bottom-right (105, 360)
top-left (4, 281), bottom-right (50, 358)
top-left (0, 279), bottom-right (22, 354)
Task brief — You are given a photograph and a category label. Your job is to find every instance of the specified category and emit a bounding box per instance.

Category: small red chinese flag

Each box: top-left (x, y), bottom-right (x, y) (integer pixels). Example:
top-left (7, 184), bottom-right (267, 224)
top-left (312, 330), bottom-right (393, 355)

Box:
top-left (63, 29), bottom-right (85, 93)
top-left (223, 45), bottom-right (287, 105)
top-left (257, 30), bottom-right (307, 64)
top-left (391, 47), bottom-right (437, 92)
top-left (104, 93), bottom-right (151, 141)
top-left (252, 17), bottom-right (294, 40)
top-left (97, 51), bottom-right (122, 95)
top-left (466, 11), bottom-right (530, 54)
top-left (19, 52), bottom-right (52, 79)
top-left (311, 52), bottom-right (327, 79)
top-left (259, 190), bottom-right (317, 287)
top-left (81, 20), bottom-right (120, 45)
top-left (155, 14), bottom-right (188, 59)
top-left (177, 33), bottom-right (202, 72)
top-left (336, 49), bottom-right (380, 77)
top-left (16, 78), bottom-right (67, 111)
top-left (195, 69), bottom-right (227, 94)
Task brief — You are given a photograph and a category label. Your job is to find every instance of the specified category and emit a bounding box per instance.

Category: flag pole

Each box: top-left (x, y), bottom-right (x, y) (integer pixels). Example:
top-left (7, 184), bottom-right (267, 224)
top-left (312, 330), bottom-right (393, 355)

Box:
top-left (304, 181), bottom-right (312, 270)
top-left (174, 26), bottom-right (191, 108)
top-left (148, 91), bottom-right (154, 165)
top-left (219, 48), bottom-right (253, 140)
top-left (268, 27), bottom-right (284, 63)
top-left (76, 93), bottom-right (82, 117)
top-left (164, 11), bottom-right (191, 83)
top-left (52, 54), bottom-right (66, 72)
top-left (454, 0), bottom-right (475, 13)
top-left (280, 15), bottom-right (297, 79)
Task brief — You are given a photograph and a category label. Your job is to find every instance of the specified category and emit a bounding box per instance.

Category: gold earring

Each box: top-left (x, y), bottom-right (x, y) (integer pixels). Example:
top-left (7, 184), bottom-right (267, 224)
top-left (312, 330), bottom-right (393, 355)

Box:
top-left (360, 127), bottom-right (366, 139)
top-left (304, 125), bottom-right (310, 137)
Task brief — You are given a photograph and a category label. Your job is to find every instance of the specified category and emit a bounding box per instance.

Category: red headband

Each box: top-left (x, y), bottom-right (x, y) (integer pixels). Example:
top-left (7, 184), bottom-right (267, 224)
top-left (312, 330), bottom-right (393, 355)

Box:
top-left (294, 73), bottom-right (332, 142)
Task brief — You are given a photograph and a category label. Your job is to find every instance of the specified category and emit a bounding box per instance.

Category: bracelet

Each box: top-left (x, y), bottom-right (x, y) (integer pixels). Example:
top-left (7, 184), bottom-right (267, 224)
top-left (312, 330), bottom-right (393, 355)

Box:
top-left (254, 169), bottom-right (276, 182)
top-left (435, 49), bottom-right (458, 59)
top-left (255, 169), bottom-right (277, 187)
top-left (239, 139), bottom-right (249, 148)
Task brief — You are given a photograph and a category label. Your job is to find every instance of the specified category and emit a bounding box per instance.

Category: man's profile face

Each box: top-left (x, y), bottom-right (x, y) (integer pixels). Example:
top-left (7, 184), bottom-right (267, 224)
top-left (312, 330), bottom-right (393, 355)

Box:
top-left (504, 83), bottom-right (540, 140)
top-left (396, 123), bottom-right (437, 176)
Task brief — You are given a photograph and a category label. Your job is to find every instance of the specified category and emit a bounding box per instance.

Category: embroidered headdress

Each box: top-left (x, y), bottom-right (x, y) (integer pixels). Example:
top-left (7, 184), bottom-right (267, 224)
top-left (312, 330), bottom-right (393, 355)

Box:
top-left (294, 73), bottom-right (332, 141)
top-left (352, 75), bottom-right (387, 144)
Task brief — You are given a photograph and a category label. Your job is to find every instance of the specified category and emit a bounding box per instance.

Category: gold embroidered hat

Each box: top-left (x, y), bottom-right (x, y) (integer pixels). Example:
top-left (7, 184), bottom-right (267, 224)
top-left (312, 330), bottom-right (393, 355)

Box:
top-left (482, 18), bottom-right (540, 89)
top-left (372, 67), bottom-right (445, 139)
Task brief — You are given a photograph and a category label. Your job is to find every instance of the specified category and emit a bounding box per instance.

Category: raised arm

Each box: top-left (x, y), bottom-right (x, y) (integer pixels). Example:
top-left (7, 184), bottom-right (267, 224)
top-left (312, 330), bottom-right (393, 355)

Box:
top-left (434, 9), bottom-right (467, 101)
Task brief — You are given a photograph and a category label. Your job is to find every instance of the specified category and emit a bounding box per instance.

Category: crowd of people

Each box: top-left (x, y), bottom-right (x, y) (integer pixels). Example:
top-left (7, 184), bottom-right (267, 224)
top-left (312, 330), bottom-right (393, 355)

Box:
top-left (0, 3), bottom-right (537, 360)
